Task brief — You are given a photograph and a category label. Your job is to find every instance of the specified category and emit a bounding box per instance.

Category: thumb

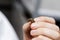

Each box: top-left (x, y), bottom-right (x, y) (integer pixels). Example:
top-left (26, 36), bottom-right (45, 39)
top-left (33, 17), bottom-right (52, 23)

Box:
top-left (23, 22), bottom-right (32, 40)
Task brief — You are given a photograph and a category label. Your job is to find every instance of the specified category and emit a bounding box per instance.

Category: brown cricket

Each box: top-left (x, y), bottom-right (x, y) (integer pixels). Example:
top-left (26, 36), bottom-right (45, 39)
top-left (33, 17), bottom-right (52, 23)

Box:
top-left (27, 18), bottom-right (35, 23)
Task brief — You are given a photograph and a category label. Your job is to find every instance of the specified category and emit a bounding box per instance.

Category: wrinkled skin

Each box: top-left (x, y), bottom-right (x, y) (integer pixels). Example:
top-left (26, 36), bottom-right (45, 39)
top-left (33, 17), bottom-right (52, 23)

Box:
top-left (23, 16), bottom-right (60, 40)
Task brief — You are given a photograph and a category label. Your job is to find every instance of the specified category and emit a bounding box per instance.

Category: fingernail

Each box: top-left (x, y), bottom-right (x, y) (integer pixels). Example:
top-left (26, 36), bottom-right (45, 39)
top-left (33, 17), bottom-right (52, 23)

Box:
top-left (31, 30), bottom-right (36, 35)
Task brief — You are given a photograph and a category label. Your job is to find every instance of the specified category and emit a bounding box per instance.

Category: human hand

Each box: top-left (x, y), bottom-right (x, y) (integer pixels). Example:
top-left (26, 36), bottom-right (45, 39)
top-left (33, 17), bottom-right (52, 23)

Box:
top-left (23, 16), bottom-right (60, 40)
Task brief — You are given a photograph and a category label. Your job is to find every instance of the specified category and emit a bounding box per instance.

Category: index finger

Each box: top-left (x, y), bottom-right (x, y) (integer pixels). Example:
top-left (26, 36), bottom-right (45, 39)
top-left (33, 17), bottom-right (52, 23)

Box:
top-left (34, 16), bottom-right (55, 24)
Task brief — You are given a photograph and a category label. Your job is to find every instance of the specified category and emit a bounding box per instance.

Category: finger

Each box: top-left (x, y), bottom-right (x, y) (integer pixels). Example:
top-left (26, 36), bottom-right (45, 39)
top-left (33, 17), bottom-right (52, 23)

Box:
top-left (32, 35), bottom-right (52, 40)
top-left (23, 22), bottom-right (31, 32)
top-left (23, 22), bottom-right (32, 40)
top-left (30, 28), bottom-right (60, 40)
top-left (34, 16), bottom-right (55, 24)
top-left (31, 22), bottom-right (59, 31)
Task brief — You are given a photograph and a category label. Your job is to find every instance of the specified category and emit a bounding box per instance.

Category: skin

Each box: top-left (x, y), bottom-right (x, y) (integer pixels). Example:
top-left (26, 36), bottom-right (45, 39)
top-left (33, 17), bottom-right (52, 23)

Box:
top-left (23, 16), bottom-right (60, 40)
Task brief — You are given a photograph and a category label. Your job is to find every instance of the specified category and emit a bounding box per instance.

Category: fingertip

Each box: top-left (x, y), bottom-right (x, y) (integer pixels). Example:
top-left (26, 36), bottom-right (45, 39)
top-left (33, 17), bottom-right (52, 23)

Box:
top-left (31, 23), bottom-right (38, 30)
top-left (23, 22), bottom-right (31, 31)
top-left (30, 30), bottom-right (36, 36)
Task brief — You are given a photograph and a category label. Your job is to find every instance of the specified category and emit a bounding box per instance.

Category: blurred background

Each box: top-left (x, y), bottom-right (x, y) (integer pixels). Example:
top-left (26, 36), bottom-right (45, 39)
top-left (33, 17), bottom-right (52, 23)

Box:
top-left (0, 0), bottom-right (60, 40)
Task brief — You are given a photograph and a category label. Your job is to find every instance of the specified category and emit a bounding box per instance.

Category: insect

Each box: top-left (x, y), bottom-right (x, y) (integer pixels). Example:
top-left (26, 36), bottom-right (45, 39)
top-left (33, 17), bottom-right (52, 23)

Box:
top-left (27, 18), bottom-right (35, 23)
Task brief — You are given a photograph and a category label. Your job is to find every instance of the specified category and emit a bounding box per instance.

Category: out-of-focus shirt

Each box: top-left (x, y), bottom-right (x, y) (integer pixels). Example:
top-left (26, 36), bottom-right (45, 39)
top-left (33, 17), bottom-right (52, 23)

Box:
top-left (0, 11), bottom-right (19, 40)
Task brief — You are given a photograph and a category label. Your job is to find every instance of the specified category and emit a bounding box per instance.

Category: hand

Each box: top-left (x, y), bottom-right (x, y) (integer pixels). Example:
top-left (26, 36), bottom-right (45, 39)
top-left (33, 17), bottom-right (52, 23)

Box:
top-left (23, 16), bottom-right (60, 40)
